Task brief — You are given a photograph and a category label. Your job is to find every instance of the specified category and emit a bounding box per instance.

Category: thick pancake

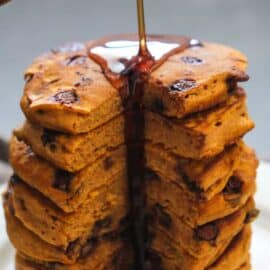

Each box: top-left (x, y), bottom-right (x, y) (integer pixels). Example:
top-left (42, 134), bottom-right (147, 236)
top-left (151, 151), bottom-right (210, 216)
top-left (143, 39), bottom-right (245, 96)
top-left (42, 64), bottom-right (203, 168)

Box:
top-left (147, 198), bottom-right (255, 258)
top-left (146, 147), bottom-right (257, 226)
top-left (16, 89), bottom-right (253, 172)
top-left (9, 136), bottom-right (126, 213)
top-left (21, 42), bottom-right (124, 135)
top-left (8, 173), bottom-right (128, 249)
top-left (15, 242), bottom-right (128, 270)
top-left (206, 226), bottom-right (251, 270)
top-left (4, 195), bottom-right (129, 265)
top-left (236, 260), bottom-right (251, 270)
top-left (15, 114), bottom-right (125, 172)
top-left (145, 88), bottom-right (254, 160)
top-left (145, 141), bottom-right (255, 200)
top-left (147, 225), bottom-right (251, 270)
top-left (16, 243), bottom-right (133, 270)
top-left (21, 40), bottom-right (248, 134)
top-left (10, 134), bottom-right (257, 214)
top-left (145, 41), bottom-right (248, 119)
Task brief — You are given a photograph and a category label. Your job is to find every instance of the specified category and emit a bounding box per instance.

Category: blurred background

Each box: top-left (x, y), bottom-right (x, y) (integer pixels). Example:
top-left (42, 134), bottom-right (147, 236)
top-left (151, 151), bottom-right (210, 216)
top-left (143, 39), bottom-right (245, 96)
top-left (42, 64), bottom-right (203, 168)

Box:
top-left (0, 0), bottom-right (269, 159)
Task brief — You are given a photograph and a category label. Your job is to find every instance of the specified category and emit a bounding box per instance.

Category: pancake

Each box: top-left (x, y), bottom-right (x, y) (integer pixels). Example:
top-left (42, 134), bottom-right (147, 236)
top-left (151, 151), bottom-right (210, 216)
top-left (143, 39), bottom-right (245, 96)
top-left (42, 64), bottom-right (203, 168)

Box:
top-left (16, 89), bottom-right (253, 173)
top-left (4, 194), bottom-right (129, 265)
top-left (147, 198), bottom-right (255, 258)
top-left (9, 135), bottom-right (126, 213)
top-left (145, 88), bottom-right (254, 160)
top-left (21, 40), bottom-right (248, 134)
top-left (146, 146), bottom-right (257, 226)
top-left (145, 141), bottom-right (255, 200)
top-left (147, 225), bottom-right (251, 270)
top-left (8, 174), bottom-right (128, 249)
top-left (15, 114), bottom-right (125, 172)
top-left (10, 134), bottom-right (256, 215)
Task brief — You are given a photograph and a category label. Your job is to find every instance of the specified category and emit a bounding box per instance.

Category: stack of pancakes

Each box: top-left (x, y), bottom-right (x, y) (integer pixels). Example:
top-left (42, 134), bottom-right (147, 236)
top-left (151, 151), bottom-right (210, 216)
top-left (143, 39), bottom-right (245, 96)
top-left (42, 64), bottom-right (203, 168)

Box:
top-left (4, 39), bottom-right (258, 270)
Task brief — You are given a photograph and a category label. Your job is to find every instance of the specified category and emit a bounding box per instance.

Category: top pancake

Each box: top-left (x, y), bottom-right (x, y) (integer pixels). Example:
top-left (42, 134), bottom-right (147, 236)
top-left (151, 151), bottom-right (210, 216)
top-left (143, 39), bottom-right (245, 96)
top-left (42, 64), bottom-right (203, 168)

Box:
top-left (21, 38), bottom-right (248, 134)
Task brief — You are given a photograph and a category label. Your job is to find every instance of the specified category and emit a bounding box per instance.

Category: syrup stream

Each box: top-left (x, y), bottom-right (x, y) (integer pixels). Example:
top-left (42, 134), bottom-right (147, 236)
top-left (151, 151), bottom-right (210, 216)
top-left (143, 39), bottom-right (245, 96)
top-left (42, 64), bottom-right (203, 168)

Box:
top-left (87, 1), bottom-right (202, 268)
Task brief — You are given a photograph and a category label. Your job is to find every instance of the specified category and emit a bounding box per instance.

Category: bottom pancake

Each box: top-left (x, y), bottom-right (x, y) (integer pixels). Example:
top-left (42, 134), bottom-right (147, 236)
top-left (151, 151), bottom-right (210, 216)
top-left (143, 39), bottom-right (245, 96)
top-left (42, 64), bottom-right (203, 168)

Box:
top-left (3, 193), bottom-right (129, 265)
top-left (15, 241), bottom-right (133, 270)
top-left (146, 225), bottom-right (251, 270)
top-left (147, 198), bottom-right (255, 258)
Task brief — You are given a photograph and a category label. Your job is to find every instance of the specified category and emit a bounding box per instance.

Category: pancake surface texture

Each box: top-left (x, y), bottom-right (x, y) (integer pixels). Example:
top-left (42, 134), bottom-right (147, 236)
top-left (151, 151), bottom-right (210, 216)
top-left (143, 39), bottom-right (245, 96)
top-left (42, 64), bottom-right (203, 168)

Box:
top-left (4, 35), bottom-right (258, 270)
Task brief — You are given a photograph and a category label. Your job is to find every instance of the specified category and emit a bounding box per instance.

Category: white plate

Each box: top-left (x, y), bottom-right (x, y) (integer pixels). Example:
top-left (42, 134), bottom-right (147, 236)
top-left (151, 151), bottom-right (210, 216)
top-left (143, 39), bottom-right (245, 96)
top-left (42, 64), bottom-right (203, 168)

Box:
top-left (0, 162), bottom-right (269, 269)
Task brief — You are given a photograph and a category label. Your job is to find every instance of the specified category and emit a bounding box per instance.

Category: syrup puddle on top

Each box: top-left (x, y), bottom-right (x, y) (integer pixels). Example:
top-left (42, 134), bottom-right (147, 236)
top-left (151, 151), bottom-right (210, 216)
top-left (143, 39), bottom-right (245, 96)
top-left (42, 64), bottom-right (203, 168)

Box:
top-left (90, 39), bottom-right (180, 73)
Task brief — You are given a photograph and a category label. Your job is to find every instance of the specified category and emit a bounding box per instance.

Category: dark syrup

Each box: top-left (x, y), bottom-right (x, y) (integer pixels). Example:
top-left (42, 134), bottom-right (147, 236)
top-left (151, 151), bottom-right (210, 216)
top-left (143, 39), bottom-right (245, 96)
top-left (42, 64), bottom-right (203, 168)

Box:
top-left (88, 1), bottom-right (202, 269)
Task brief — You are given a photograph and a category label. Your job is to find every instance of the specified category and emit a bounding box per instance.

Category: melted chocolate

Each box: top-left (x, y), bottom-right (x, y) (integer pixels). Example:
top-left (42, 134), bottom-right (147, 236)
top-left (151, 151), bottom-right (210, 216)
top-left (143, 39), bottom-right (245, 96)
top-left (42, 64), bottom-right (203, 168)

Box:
top-left (53, 169), bottom-right (74, 192)
top-left (195, 222), bottom-right (219, 241)
top-left (53, 89), bottom-right (78, 105)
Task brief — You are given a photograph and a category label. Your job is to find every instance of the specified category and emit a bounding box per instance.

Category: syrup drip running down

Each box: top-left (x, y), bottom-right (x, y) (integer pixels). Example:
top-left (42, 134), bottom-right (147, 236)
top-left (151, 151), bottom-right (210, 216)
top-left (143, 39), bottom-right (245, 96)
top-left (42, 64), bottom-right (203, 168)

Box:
top-left (88, 1), bottom-right (202, 269)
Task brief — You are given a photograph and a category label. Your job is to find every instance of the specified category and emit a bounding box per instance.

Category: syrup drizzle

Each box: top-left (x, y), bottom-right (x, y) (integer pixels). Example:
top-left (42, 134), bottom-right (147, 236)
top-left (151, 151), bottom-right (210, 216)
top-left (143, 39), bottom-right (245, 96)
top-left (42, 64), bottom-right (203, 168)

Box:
top-left (88, 1), bottom-right (202, 269)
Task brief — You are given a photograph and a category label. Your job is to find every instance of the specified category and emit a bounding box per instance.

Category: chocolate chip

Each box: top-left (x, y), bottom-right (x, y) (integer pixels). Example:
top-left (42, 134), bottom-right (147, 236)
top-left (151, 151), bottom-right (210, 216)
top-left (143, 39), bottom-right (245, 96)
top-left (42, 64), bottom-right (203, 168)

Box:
top-left (51, 42), bottom-right (85, 54)
top-left (41, 129), bottom-right (60, 147)
top-left (8, 199), bottom-right (15, 216)
top-left (24, 73), bottom-right (34, 83)
top-left (66, 239), bottom-right (80, 257)
top-left (93, 216), bottom-right (112, 234)
top-left (169, 79), bottom-right (197, 92)
top-left (151, 98), bottom-right (165, 113)
top-left (224, 195), bottom-right (242, 208)
top-left (74, 76), bottom-right (93, 87)
top-left (154, 204), bottom-right (172, 229)
top-left (80, 238), bottom-right (98, 259)
top-left (189, 38), bottom-right (204, 47)
top-left (65, 55), bottom-right (88, 66)
top-left (196, 223), bottom-right (219, 241)
top-left (53, 169), bottom-right (74, 192)
top-left (53, 89), bottom-right (78, 105)
top-left (103, 157), bottom-right (114, 170)
top-left (226, 77), bottom-right (237, 93)
top-left (181, 56), bottom-right (203, 65)
top-left (180, 171), bottom-right (202, 193)
top-left (35, 110), bottom-right (43, 116)
top-left (48, 78), bottom-right (60, 84)
top-left (18, 198), bottom-right (27, 211)
top-left (144, 168), bottom-right (160, 181)
top-left (223, 176), bottom-right (243, 194)
top-left (10, 174), bottom-right (21, 184)
top-left (245, 209), bottom-right (260, 224)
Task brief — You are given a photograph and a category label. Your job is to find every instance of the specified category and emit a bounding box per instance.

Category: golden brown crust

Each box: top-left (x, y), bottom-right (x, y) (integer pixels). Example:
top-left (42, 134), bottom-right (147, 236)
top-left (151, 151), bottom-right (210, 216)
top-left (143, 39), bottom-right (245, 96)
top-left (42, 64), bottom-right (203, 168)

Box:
top-left (147, 153), bottom-right (257, 227)
top-left (21, 43), bottom-right (123, 134)
top-left (145, 42), bottom-right (248, 119)
top-left (9, 135), bottom-right (246, 213)
top-left (206, 226), bottom-right (251, 270)
top-left (21, 40), bottom-right (248, 134)
top-left (148, 225), bottom-right (251, 270)
top-left (145, 89), bottom-right (254, 159)
top-left (9, 135), bottom-right (126, 213)
top-left (4, 192), bottom-right (127, 265)
top-left (15, 114), bottom-right (125, 172)
top-left (148, 198), bottom-right (254, 259)
top-left (16, 89), bottom-right (254, 176)
top-left (8, 174), bottom-right (128, 249)
top-left (6, 38), bottom-right (256, 269)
